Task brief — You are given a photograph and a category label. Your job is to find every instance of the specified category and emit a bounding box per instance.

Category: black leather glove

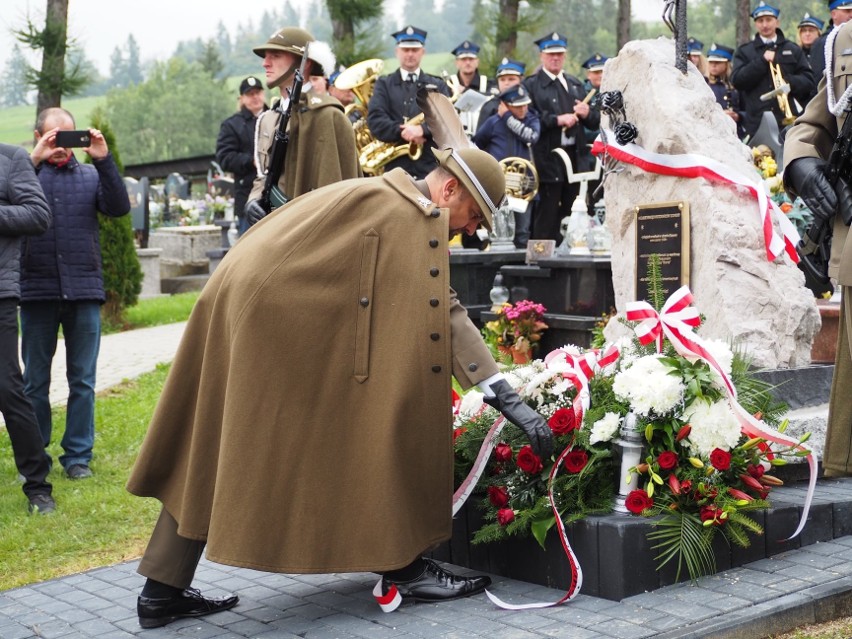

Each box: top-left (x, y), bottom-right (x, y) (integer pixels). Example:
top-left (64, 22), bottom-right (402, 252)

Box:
top-left (483, 379), bottom-right (553, 459)
top-left (784, 157), bottom-right (836, 223)
top-left (244, 199), bottom-right (269, 227)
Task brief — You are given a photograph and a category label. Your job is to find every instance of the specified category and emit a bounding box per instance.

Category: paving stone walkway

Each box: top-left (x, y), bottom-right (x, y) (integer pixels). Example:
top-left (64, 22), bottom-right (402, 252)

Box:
top-left (2, 323), bottom-right (849, 639)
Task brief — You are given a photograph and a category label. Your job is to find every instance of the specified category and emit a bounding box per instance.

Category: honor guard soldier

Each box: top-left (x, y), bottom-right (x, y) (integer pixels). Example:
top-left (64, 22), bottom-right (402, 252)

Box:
top-left (476, 58), bottom-right (526, 133)
top-left (706, 44), bottom-right (746, 139)
top-left (244, 27), bottom-right (361, 227)
top-left (367, 25), bottom-right (452, 178)
top-left (687, 37), bottom-right (708, 77)
top-left (731, 2), bottom-right (815, 139)
top-left (446, 40), bottom-right (496, 96)
top-left (524, 32), bottom-right (599, 242)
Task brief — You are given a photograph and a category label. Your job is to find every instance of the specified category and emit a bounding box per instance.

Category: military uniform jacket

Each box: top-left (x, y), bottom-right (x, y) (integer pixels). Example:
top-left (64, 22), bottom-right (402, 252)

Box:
top-left (249, 90), bottom-right (361, 203)
top-left (731, 30), bottom-right (815, 138)
top-left (785, 21), bottom-right (852, 285)
top-left (367, 69), bottom-right (452, 178)
top-left (707, 79), bottom-right (747, 139)
top-left (524, 69), bottom-right (599, 179)
top-left (127, 168), bottom-right (499, 574)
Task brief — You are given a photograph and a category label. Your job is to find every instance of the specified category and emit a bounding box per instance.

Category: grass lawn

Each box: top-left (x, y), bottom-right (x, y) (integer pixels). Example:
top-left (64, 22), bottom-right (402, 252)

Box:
top-left (0, 292), bottom-right (199, 589)
top-left (0, 365), bottom-right (168, 590)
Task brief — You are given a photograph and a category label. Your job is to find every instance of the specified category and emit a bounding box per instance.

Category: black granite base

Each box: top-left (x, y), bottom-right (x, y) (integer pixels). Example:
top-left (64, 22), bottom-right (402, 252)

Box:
top-left (432, 478), bottom-right (852, 601)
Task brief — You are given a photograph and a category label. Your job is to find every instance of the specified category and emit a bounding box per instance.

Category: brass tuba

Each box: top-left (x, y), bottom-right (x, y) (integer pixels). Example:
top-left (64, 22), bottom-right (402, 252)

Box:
top-left (359, 113), bottom-right (424, 175)
top-left (499, 157), bottom-right (539, 201)
top-left (760, 61), bottom-right (796, 125)
top-left (334, 59), bottom-right (384, 154)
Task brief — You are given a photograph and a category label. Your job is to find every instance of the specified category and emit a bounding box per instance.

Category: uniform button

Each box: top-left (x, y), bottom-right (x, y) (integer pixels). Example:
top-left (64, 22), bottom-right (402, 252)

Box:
top-left (468, 363), bottom-right (478, 372)
top-left (360, 297), bottom-right (369, 307)
top-left (429, 239), bottom-right (439, 248)
top-left (429, 298), bottom-right (439, 307)
top-left (430, 332), bottom-right (440, 341)
top-left (431, 209), bottom-right (440, 218)
top-left (432, 365), bottom-right (442, 372)
top-left (430, 267), bottom-right (439, 277)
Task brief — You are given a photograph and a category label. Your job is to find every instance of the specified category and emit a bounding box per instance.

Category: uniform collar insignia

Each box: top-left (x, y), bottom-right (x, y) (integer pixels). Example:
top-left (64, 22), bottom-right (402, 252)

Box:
top-left (416, 195), bottom-right (432, 208)
top-left (310, 96), bottom-right (321, 104)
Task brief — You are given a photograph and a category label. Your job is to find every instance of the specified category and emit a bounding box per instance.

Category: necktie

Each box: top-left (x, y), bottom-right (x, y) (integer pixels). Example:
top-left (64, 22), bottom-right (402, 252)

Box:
top-left (407, 73), bottom-right (416, 84)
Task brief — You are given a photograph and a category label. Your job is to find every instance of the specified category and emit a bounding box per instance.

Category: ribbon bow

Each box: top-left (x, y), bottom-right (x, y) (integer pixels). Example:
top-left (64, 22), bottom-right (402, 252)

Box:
top-left (544, 345), bottom-right (620, 422)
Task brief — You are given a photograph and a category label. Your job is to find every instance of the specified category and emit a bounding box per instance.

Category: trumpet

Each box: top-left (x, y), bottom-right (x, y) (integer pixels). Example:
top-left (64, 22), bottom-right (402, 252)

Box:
top-left (760, 61), bottom-right (795, 125)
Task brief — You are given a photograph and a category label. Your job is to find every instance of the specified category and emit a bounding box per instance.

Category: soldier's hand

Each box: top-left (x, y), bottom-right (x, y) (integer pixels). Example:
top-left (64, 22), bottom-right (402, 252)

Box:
top-left (785, 157), bottom-right (836, 223)
top-left (483, 379), bottom-right (553, 459)
top-left (244, 199), bottom-right (269, 227)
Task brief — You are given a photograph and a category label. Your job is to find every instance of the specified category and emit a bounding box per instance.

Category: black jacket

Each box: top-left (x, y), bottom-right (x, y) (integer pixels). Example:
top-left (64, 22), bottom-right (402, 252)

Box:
top-left (0, 144), bottom-right (51, 301)
top-left (731, 29), bottom-right (815, 138)
top-left (367, 69), bottom-right (451, 178)
top-left (523, 69), bottom-right (600, 181)
top-left (215, 105), bottom-right (266, 218)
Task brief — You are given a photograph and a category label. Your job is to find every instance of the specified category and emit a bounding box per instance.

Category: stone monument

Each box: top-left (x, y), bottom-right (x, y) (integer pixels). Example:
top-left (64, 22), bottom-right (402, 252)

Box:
top-left (600, 38), bottom-right (819, 369)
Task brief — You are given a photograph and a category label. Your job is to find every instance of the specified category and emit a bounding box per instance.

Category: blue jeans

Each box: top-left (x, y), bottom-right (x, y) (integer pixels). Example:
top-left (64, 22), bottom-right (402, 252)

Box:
top-left (21, 301), bottom-right (101, 470)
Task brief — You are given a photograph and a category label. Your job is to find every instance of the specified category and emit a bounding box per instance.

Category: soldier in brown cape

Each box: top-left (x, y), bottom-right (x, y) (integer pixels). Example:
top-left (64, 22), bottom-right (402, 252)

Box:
top-left (128, 147), bottom-right (553, 628)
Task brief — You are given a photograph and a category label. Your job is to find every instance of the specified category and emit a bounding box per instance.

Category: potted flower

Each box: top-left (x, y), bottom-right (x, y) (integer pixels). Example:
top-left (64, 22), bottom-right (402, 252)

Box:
top-left (482, 299), bottom-right (548, 364)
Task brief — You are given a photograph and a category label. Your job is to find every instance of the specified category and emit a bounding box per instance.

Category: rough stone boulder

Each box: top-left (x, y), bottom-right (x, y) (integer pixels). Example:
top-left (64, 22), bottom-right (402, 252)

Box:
top-left (600, 38), bottom-right (819, 369)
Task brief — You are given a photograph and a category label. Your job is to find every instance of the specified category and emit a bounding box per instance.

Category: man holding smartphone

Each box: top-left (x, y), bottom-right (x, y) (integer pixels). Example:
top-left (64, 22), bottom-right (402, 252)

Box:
top-left (24, 107), bottom-right (130, 480)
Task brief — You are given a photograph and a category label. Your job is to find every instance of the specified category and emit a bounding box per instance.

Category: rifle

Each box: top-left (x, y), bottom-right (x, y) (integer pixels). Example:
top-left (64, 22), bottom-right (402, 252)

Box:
top-left (258, 46), bottom-right (310, 213)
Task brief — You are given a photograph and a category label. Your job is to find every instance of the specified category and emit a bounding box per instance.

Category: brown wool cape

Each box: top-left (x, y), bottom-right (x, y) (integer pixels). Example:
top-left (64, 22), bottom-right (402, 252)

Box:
top-left (127, 169), bottom-right (498, 573)
top-left (248, 91), bottom-right (362, 203)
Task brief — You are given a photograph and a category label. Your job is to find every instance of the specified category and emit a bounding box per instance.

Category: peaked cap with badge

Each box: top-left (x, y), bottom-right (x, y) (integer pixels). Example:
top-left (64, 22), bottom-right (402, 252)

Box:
top-left (496, 57), bottom-right (525, 77)
top-left (581, 53), bottom-right (609, 71)
top-left (751, 1), bottom-right (780, 19)
top-left (392, 25), bottom-right (427, 48)
top-left (452, 40), bottom-right (480, 58)
top-left (535, 32), bottom-right (568, 53)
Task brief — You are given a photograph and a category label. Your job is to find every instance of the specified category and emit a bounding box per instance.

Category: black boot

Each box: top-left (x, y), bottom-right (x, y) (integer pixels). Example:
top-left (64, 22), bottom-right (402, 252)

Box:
top-left (382, 558), bottom-right (491, 602)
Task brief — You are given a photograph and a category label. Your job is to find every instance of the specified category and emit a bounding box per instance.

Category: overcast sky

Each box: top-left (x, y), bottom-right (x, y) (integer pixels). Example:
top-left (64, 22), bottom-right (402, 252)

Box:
top-left (0, 0), bottom-right (663, 77)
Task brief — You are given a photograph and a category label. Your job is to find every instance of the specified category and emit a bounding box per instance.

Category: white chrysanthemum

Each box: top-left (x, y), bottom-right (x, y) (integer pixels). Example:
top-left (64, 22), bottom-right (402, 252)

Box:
top-left (683, 398), bottom-right (742, 457)
top-left (458, 390), bottom-right (484, 420)
top-left (522, 368), bottom-right (561, 407)
top-left (701, 338), bottom-right (734, 380)
top-left (612, 354), bottom-right (684, 417)
top-left (589, 412), bottom-right (622, 445)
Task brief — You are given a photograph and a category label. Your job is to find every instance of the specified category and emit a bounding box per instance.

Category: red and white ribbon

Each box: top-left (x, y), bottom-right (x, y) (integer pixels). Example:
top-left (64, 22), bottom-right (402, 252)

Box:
top-left (372, 579), bottom-right (402, 612)
top-left (485, 442), bottom-right (583, 610)
top-left (544, 345), bottom-right (621, 422)
top-left (626, 286), bottom-right (816, 540)
top-left (591, 133), bottom-right (800, 264)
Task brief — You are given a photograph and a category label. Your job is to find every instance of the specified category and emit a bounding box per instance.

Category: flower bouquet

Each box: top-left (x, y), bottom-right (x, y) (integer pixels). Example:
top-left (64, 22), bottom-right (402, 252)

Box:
top-left (482, 300), bottom-right (548, 364)
top-left (454, 279), bottom-right (812, 582)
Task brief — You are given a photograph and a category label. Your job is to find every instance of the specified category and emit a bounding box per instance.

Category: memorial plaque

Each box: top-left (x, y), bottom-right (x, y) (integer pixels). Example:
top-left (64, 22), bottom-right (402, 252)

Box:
top-left (634, 201), bottom-right (690, 303)
top-left (525, 239), bottom-right (556, 264)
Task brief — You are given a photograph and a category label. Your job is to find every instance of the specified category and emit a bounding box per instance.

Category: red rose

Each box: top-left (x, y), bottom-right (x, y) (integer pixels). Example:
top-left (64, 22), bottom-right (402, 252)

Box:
top-left (709, 448), bottom-right (732, 471)
top-left (497, 508), bottom-right (515, 526)
top-left (548, 407), bottom-right (578, 435)
top-left (453, 427), bottom-right (467, 444)
top-left (657, 451), bottom-right (678, 470)
top-left (516, 445), bottom-right (543, 474)
top-left (487, 485), bottom-right (510, 508)
top-left (564, 450), bottom-right (588, 473)
top-left (624, 489), bottom-right (653, 514)
top-left (494, 442), bottom-right (513, 462)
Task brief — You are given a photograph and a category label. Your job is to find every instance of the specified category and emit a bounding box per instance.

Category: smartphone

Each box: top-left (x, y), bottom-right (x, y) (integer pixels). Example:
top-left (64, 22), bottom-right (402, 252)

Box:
top-left (55, 130), bottom-right (91, 148)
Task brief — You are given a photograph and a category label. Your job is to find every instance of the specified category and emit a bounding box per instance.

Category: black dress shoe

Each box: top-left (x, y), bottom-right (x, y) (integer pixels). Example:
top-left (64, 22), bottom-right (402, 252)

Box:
top-left (137, 587), bottom-right (239, 628)
top-left (383, 558), bottom-right (491, 602)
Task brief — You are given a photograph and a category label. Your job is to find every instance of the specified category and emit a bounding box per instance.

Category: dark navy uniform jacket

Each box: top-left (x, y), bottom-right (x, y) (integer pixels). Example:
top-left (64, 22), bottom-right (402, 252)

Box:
top-left (367, 69), bottom-right (451, 178)
top-left (524, 69), bottom-right (599, 180)
top-left (731, 29), bottom-right (815, 137)
top-left (708, 79), bottom-right (747, 139)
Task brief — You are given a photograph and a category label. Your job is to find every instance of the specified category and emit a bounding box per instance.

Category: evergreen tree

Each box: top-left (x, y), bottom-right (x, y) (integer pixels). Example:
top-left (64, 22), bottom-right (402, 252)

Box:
top-left (82, 108), bottom-right (142, 328)
top-left (109, 46), bottom-right (126, 89)
top-left (199, 39), bottom-right (225, 79)
top-left (126, 35), bottom-right (144, 86)
top-left (0, 45), bottom-right (32, 108)
top-left (14, 0), bottom-right (90, 114)
top-left (325, 0), bottom-right (385, 67)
